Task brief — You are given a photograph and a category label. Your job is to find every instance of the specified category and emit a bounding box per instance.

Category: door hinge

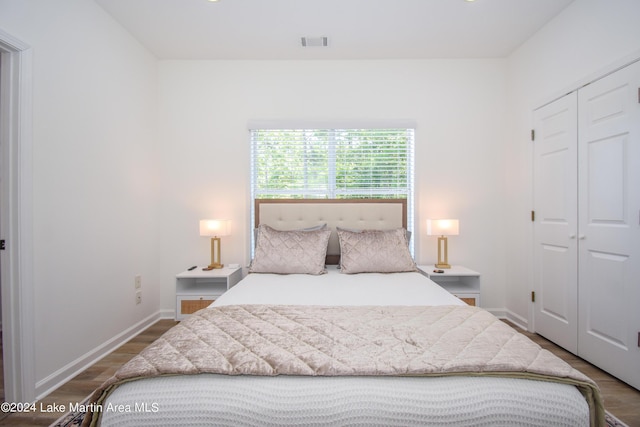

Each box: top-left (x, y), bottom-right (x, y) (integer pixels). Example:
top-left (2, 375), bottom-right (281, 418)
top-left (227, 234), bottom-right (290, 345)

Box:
top-left (0, 240), bottom-right (5, 250)
top-left (638, 332), bottom-right (640, 347)
top-left (531, 210), bottom-right (535, 222)
top-left (531, 129), bottom-right (535, 141)
top-left (531, 291), bottom-right (536, 303)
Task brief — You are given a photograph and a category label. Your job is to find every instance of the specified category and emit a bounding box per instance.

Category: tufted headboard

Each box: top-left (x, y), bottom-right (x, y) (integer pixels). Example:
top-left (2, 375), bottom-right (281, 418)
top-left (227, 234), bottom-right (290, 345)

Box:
top-left (254, 199), bottom-right (407, 264)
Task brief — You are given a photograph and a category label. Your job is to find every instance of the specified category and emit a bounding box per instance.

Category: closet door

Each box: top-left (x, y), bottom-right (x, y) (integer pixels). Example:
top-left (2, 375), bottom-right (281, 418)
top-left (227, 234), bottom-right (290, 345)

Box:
top-left (577, 60), bottom-right (640, 389)
top-left (532, 92), bottom-right (578, 354)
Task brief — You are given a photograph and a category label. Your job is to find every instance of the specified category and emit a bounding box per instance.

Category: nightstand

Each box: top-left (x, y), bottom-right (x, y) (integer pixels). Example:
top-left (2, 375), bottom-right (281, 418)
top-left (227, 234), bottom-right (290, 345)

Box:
top-left (418, 265), bottom-right (481, 307)
top-left (175, 267), bottom-right (242, 320)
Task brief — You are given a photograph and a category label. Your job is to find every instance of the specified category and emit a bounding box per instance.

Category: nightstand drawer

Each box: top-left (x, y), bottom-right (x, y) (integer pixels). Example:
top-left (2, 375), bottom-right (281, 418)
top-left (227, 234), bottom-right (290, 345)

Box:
top-left (180, 297), bottom-right (216, 315)
top-left (175, 267), bottom-right (242, 320)
top-left (451, 294), bottom-right (478, 306)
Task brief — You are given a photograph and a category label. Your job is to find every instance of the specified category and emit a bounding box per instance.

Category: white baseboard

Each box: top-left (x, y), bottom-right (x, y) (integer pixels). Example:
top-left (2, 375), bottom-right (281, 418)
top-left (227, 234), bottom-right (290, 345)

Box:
top-left (484, 308), bottom-right (529, 331)
top-left (35, 310), bottom-right (163, 400)
top-left (503, 310), bottom-right (529, 330)
top-left (158, 308), bottom-right (175, 320)
top-left (485, 308), bottom-right (507, 319)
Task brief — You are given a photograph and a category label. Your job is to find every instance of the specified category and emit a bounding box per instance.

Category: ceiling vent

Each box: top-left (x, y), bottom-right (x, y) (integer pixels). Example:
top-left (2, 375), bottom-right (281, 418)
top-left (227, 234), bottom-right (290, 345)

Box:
top-left (301, 36), bottom-right (328, 47)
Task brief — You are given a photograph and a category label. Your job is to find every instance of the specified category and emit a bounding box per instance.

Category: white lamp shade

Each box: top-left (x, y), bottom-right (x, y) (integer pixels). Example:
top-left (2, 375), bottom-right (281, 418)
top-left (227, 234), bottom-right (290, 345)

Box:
top-left (199, 219), bottom-right (231, 237)
top-left (426, 219), bottom-right (459, 236)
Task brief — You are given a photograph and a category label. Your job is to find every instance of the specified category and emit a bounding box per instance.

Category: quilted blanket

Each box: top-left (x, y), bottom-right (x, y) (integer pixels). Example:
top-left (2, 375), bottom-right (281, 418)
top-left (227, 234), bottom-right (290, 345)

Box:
top-left (83, 305), bottom-right (604, 426)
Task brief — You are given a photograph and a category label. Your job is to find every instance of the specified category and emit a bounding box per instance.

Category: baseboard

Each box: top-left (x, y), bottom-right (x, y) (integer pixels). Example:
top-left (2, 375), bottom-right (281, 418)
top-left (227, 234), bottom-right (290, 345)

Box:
top-left (483, 308), bottom-right (529, 331)
top-left (158, 308), bottom-right (175, 320)
top-left (485, 308), bottom-right (507, 319)
top-left (35, 310), bottom-right (163, 400)
top-left (503, 309), bottom-right (529, 330)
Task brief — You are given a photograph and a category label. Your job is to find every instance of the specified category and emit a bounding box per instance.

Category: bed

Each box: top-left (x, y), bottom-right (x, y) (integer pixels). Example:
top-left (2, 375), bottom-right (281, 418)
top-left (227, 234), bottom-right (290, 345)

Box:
top-left (83, 199), bottom-right (604, 427)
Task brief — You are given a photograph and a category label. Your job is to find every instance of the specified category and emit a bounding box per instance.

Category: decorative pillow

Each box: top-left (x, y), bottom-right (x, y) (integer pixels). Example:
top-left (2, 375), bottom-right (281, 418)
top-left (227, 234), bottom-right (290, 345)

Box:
top-left (337, 226), bottom-right (412, 246)
top-left (250, 224), bottom-right (331, 275)
top-left (337, 227), bottom-right (417, 274)
top-left (254, 223), bottom-right (327, 247)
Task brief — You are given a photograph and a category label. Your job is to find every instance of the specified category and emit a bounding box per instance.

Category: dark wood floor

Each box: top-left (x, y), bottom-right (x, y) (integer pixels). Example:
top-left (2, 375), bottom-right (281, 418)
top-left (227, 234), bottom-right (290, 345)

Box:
top-left (1, 319), bottom-right (639, 426)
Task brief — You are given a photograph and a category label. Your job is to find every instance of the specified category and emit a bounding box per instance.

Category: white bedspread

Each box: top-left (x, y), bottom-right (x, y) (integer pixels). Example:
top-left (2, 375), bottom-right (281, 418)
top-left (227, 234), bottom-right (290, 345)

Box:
top-left (97, 270), bottom-right (593, 427)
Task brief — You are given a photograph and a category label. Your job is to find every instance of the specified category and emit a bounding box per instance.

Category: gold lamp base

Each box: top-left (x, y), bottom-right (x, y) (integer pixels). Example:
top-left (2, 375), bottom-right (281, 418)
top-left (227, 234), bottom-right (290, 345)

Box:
top-left (435, 235), bottom-right (451, 269)
top-left (208, 236), bottom-right (224, 269)
top-left (435, 262), bottom-right (451, 269)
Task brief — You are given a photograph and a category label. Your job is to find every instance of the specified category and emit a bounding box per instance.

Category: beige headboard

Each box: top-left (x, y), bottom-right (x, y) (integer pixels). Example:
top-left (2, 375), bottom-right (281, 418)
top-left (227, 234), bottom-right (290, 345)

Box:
top-left (255, 199), bottom-right (407, 264)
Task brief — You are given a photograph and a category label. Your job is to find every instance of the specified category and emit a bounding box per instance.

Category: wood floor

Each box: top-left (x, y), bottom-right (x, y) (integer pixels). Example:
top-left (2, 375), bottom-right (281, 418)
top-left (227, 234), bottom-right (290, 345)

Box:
top-left (514, 323), bottom-right (640, 427)
top-left (0, 321), bottom-right (178, 426)
top-left (1, 319), bottom-right (639, 426)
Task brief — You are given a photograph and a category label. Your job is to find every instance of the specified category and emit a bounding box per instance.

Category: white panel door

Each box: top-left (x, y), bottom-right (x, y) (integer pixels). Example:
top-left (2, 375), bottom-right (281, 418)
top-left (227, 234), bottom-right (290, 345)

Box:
top-left (577, 60), bottom-right (640, 389)
top-left (533, 92), bottom-right (578, 354)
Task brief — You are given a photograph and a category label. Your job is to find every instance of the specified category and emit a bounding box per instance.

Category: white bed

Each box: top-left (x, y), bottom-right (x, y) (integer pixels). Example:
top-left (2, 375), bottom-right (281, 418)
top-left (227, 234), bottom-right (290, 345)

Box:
top-left (97, 270), bottom-right (592, 427)
top-left (84, 199), bottom-right (603, 427)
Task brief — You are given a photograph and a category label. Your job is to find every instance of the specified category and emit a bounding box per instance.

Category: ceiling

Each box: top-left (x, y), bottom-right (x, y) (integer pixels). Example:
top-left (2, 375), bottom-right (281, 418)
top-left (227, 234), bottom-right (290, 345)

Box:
top-left (94, 0), bottom-right (574, 60)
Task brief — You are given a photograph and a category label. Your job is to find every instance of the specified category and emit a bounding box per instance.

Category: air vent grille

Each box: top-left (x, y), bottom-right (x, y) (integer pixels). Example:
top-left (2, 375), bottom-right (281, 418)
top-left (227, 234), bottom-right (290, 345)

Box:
top-left (301, 36), bottom-right (328, 47)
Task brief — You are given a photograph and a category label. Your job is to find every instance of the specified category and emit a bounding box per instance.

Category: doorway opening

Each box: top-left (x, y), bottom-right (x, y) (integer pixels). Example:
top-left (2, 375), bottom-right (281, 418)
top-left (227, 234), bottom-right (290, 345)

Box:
top-left (0, 29), bottom-right (35, 403)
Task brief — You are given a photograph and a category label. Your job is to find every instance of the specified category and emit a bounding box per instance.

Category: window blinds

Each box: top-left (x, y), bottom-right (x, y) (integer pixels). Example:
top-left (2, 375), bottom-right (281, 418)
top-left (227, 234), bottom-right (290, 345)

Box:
top-left (250, 128), bottom-right (414, 199)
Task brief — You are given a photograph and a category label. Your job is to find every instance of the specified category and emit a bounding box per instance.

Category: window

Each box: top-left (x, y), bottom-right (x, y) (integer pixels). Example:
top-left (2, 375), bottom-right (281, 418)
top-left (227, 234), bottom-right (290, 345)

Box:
top-left (250, 126), bottom-right (415, 252)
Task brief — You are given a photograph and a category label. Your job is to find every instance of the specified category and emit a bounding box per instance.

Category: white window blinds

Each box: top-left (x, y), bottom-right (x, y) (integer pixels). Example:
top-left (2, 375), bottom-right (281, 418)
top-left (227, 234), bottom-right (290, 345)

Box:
top-left (250, 128), bottom-right (414, 199)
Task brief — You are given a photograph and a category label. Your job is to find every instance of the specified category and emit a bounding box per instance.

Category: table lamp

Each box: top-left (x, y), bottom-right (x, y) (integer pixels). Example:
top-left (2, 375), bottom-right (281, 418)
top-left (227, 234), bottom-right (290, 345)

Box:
top-left (199, 219), bottom-right (230, 269)
top-left (426, 219), bottom-right (459, 269)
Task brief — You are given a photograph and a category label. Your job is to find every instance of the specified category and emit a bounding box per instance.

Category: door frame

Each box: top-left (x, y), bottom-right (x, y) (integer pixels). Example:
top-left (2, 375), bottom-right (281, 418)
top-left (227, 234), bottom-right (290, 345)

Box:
top-left (0, 29), bottom-right (35, 403)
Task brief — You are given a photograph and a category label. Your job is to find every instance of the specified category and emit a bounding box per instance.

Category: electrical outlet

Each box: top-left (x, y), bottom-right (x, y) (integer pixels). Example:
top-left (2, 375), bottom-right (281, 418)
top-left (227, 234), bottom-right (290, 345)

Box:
top-left (135, 291), bottom-right (142, 305)
top-left (135, 275), bottom-right (142, 289)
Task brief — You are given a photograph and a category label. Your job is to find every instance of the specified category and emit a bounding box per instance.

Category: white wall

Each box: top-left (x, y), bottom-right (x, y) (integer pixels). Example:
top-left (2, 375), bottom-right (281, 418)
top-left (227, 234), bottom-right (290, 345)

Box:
top-left (0, 0), bottom-right (161, 396)
top-left (156, 59), bottom-right (509, 312)
top-left (505, 0), bottom-right (640, 327)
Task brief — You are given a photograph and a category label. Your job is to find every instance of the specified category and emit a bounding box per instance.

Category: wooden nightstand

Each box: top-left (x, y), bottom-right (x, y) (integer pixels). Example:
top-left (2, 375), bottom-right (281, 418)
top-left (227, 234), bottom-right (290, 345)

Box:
top-left (175, 267), bottom-right (242, 320)
top-left (418, 265), bottom-right (481, 307)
